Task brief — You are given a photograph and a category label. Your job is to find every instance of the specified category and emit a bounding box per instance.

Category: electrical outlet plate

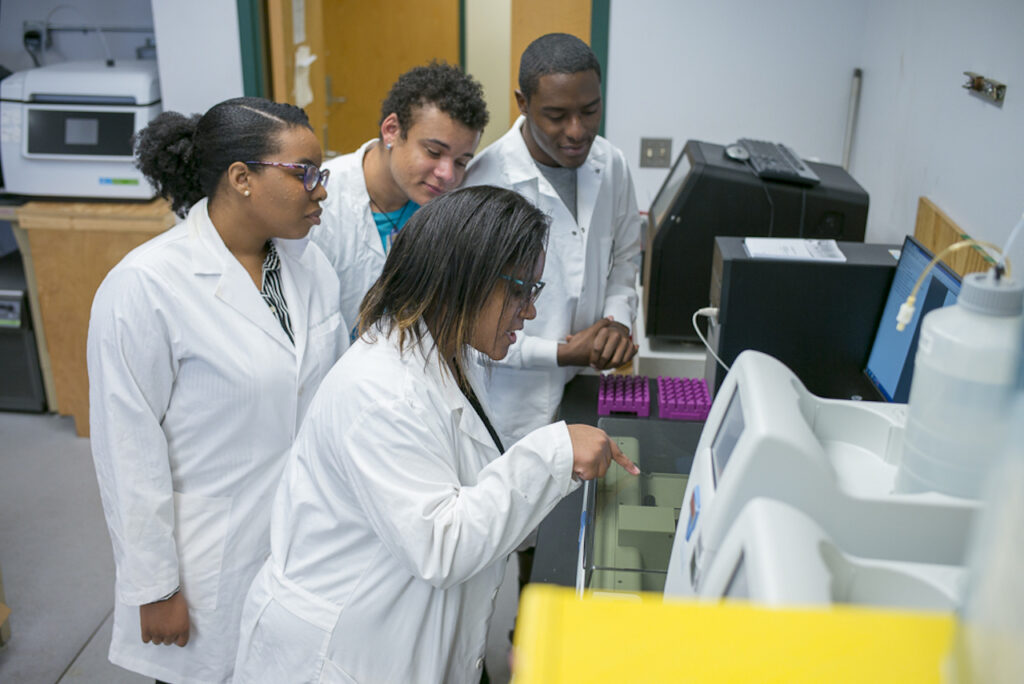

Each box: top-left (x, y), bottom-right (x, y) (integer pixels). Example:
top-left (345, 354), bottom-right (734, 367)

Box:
top-left (640, 138), bottom-right (672, 168)
top-left (22, 20), bottom-right (51, 49)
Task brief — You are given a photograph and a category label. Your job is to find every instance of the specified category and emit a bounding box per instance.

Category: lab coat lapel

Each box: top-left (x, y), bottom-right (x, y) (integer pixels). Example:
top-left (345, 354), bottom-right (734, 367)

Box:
top-left (274, 237), bottom-right (314, 366)
top-left (347, 140), bottom-right (387, 259)
top-left (462, 352), bottom-right (504, 453)
top-left (420, 335), bottom-right (501, 455)
top-left (188, 201), bottom-right (296, 355)
top-left (576, 144), bottom-right (606, 238)
top-left (504, 116), bottom-right (584, 230)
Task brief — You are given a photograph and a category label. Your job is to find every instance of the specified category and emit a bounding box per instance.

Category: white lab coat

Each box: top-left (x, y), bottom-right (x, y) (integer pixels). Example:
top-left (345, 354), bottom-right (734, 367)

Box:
top-left (233, 325), bottom-right (578, 684)
top-left (87, 198), bottom-right (347, 684)
top-left (311, 139), bottom-right (386, 332)
top-left (464, 117), bottom-right (642, 445)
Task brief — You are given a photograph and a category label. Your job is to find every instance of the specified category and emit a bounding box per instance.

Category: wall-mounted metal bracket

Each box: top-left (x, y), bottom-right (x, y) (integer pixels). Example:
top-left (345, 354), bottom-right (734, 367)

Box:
top-left (963, 71), bottom-right (1006, 105)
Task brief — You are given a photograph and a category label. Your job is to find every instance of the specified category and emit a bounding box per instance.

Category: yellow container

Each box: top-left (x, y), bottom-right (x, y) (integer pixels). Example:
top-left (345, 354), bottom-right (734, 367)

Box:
top-left (513, 584), bottom-right (954, 683)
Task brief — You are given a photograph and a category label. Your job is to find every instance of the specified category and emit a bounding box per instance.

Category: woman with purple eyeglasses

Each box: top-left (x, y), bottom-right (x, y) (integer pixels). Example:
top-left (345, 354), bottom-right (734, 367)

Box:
top-left (87, 96), bottom-right (346, 684)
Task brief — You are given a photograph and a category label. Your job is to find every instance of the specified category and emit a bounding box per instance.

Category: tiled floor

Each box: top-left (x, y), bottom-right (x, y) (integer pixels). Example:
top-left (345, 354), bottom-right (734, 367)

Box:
top-left (0, 411), bottom-right (517, 683)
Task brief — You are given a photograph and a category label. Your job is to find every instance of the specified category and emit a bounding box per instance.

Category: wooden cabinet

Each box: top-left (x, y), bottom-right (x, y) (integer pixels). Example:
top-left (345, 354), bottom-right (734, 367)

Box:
top-left (16, 199), bottom-right (175, 436)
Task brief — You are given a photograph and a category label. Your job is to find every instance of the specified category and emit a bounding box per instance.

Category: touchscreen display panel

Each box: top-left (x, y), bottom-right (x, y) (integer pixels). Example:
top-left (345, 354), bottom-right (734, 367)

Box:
top-left (711, 390), bottom-right (744, 485)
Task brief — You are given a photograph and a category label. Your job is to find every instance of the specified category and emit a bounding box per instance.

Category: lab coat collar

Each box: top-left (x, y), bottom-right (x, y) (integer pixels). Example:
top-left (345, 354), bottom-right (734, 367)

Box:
top-left (344, 139), bottom-right (387, 258)
top-left (390, 323), bottom-right (504, 456)
top-left (185, 198), bottom-right (301, 355)
top-left (503, 116), bottom-right (609, 189)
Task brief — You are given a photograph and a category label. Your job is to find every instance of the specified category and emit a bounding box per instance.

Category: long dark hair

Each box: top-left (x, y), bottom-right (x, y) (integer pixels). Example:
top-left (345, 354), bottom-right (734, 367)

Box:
top-left (133, 97), bottom-right (312, 217)
top-left (359, 185), bottom-right (549, 387)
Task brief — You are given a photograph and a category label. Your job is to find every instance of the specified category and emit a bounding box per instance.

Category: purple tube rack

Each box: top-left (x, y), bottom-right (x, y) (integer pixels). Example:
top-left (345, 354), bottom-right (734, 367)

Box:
top-left (597, 374), bottom-right (650, 417)
top-left (657, 377), bottom-right (711, 421)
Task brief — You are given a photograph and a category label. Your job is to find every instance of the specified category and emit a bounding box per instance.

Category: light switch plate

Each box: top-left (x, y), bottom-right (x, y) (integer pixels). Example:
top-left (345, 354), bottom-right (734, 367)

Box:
top-left (640, 138), bottom-right (672, 168)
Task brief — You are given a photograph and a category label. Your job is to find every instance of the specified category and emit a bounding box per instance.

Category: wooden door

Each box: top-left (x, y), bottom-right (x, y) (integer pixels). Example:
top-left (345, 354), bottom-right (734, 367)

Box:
top-left (322, 0), bottom-right (460, 155)
top-left (268, 0), bottom-right (460, 157)
top-left (509, 0), bottom-right (591, 125)
top-left (267, 0), bottom-right (329, 146)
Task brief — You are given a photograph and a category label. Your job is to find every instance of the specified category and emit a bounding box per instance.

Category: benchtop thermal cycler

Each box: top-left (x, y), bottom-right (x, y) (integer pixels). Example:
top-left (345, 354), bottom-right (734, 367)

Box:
top-left (663, 350), bottom-right (977, 610)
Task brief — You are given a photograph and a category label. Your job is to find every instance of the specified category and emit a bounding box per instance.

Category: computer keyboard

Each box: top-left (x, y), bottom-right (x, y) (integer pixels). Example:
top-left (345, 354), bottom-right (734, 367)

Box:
top-left (738, 138), bottom-right (821, 187)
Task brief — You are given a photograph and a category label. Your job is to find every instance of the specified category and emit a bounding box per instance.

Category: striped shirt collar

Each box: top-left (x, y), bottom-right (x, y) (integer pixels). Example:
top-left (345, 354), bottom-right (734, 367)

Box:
top-left (261, 241), bottom-right (294, 345)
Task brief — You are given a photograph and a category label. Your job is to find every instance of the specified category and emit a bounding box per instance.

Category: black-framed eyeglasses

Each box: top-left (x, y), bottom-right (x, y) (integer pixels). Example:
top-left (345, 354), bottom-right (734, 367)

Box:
top-left (244, 161), bottom-right (330, 192)
top-left (499, 274), bottom-right (545, 306)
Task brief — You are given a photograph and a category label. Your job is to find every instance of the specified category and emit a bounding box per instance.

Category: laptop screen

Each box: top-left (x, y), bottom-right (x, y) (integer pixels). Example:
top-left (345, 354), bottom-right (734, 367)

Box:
top-left (864, 236), bottom-right (962, 402)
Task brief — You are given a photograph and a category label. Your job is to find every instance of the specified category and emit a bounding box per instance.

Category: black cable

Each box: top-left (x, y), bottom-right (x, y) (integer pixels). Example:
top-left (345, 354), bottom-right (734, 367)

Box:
top-left (23, 33), bottom-right (41, 68)
top-left (743, 159), bottom-right (775, 237)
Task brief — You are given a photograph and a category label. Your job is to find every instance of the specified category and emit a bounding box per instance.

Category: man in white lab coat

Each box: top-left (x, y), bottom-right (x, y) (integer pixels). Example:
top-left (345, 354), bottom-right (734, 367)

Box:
top-left (465, 33), bottom-right (643, 448)
top-left (311, 62), bottom-right (489, 331)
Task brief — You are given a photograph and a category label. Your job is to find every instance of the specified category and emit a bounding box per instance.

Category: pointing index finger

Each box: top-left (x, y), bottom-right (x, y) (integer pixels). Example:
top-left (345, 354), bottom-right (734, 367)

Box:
top-left (610, 439), bottom-right (641, 475)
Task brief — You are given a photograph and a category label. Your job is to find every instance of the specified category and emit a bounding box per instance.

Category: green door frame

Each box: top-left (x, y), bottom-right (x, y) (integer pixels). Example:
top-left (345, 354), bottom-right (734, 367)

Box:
top-left (237, 0), bottom-right (269, 98)
top-left (239, 0), bottom-right (608, 132)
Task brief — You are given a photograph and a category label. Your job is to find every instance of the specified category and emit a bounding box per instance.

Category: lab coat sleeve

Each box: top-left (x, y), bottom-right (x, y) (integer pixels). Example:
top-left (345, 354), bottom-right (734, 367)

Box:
top-left (602, 151), bottom-right (642, 333)
top-left (493, 333), bottom-right (560, 371)
top-left (337, 400), bottom-right (577, 589)
top-left (87, 267), bottom-right (181, 606)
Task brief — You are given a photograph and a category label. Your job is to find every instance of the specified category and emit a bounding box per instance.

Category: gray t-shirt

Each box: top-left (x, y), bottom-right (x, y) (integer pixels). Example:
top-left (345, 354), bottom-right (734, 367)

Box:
top-left (536, 161), bottom-right (577, 221)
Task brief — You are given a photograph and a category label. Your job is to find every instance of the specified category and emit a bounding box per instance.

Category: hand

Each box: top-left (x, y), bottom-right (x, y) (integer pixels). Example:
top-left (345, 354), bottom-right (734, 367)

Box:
top-left (139, 590), bottom-right (190, 647)
top-left (588, 320), bottom-right (638, 370)
top-left (566, 424), bottom-right (641, 480)
top-left (558, 317), bottom-right (638, 370)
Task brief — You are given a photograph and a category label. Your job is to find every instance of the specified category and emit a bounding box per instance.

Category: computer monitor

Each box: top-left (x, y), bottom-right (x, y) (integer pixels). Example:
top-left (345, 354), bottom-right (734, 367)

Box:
top-left (643, 140), bottom-right (869, 342)
top-left (864, 236), bottom-right (962, 402)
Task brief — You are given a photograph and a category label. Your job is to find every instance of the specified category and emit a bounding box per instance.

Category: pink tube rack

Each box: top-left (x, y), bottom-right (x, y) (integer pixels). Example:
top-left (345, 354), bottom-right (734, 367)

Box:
top-left (597, 374), bottom-right (650, 417)
top-left (657, 377), bottom-right (711, 421)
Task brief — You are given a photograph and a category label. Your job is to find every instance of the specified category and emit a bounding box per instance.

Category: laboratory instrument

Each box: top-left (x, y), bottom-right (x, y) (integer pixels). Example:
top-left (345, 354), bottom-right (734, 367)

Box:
top-left (0, 60), bottom-right (161, 198)
top-left (663, 350), bottom-right (979, 599)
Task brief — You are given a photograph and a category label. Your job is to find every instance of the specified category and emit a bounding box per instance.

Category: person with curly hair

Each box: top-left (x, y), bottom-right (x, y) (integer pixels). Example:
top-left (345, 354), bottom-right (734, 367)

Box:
top-left (311, 61), bottom-right (489, 331)
top-left (87, 96), bottom-right (346, 684)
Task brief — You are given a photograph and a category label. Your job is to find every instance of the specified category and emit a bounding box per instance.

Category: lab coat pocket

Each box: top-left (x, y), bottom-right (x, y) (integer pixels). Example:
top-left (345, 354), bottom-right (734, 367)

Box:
top-left (309, 310), bottom-right (343, 351)
top-left (319, 659), bottom-right (358, 684)
top-left (172, 491), bottom-right (231, 611)
top-left (309, 310), bottom-right (343, 342)
top-left (305, 310), bottom-right (344, 378)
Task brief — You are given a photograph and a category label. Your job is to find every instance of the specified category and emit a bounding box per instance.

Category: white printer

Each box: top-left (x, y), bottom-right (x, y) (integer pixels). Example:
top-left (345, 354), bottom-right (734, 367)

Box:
top-left (0, 60), bottom-right (161, 199)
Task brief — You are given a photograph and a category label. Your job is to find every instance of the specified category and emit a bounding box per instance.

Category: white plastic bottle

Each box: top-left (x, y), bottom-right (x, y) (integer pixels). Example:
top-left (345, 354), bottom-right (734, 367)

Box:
top-left (947, 352), bottom-right (1024, 683)
top-left (895, 269), bottom-right (1024, 498)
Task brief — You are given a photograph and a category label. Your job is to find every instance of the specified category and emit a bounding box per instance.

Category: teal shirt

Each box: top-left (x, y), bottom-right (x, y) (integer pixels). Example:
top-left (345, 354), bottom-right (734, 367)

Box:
top-left (372, 201), bottom-right (419, 252)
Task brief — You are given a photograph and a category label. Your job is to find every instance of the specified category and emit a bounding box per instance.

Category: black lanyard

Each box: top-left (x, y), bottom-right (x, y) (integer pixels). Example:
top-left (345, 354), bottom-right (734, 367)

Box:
top-left (464, 388), bottom-right (506, 455)
top-left (453, 364), bottom-right (505, 454)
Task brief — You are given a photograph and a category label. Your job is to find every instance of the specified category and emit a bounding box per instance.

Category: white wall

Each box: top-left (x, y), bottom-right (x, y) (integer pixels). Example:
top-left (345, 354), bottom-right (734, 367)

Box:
top-left (0, 0), bottom-right (155, 72)
top-left (0, 0), bottom-right (244, 117)
top-left (605, 0), bottom-right (1024, 265)
top-left (465, 0), bottom-right (512, 149)
top-left (853, 0), bottom-right (1024, 262)
top-left (150, 0), bottom-right (244, 115)
top-left (605, 0), bottom-right (867, 209)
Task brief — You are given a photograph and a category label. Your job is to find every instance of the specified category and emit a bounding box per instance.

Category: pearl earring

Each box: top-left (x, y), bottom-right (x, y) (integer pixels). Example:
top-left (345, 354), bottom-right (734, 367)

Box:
top-left (384, 142), bottom-right (392, 150)
top-left (243, 189), bottom-right (251, 197)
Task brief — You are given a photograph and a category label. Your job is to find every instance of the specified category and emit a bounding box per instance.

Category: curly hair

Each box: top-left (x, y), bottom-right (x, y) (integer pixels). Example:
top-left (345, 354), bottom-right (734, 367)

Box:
top-left (518, 33), bottom-right (601, 102)
top-left (133, 97), bottom-right (312, 217)
top-left (379, 61), bottom-right (489, 138)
